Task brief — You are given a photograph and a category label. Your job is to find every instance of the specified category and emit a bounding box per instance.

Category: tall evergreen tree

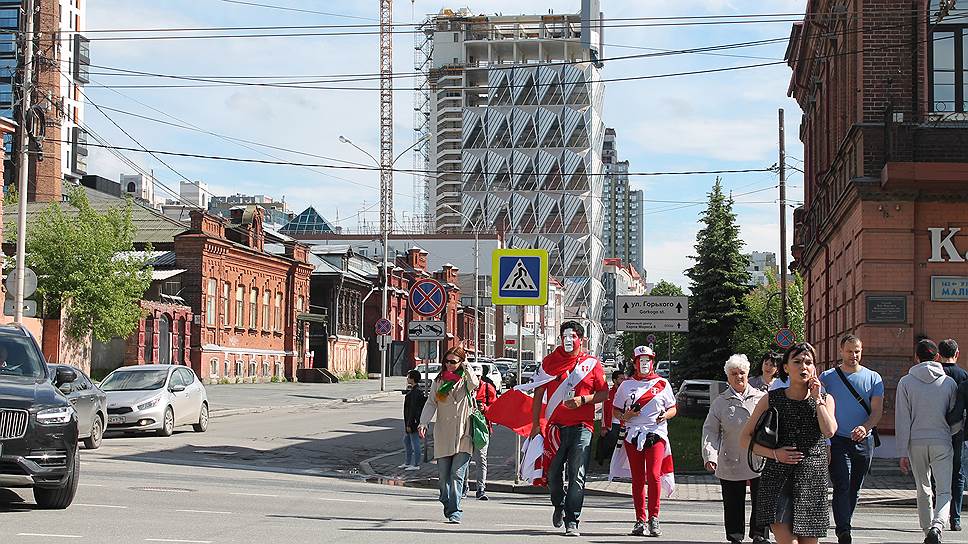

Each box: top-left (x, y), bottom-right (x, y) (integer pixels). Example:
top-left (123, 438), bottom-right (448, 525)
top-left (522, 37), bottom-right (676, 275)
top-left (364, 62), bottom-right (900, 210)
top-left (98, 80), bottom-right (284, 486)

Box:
top-left (683, 178), bottom-right (751, 380)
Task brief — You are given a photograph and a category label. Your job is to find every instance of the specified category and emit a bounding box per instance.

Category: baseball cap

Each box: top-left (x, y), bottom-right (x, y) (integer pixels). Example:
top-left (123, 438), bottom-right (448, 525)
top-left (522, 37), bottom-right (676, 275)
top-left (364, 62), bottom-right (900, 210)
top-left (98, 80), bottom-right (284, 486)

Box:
top-left (633, 345), bottom-right (655, 359)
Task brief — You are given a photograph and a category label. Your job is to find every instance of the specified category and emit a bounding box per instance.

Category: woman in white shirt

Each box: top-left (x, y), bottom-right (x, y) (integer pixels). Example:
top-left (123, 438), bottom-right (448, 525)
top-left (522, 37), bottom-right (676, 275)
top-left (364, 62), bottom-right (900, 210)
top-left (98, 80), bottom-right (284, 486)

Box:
top-left (613, 345), bottom-right (678, 537)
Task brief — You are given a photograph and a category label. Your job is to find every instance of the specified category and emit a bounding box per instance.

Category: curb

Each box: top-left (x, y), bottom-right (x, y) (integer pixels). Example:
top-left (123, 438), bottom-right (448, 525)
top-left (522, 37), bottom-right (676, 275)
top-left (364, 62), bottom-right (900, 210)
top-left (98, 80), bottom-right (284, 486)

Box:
top-left (210, 391), bottom-right (392, 419)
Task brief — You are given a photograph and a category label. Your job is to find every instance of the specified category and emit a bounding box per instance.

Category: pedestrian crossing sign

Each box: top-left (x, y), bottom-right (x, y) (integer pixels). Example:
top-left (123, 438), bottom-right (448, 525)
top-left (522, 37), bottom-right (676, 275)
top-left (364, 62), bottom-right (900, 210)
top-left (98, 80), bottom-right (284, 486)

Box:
top-left (492, 249), bottom-right (549, 306)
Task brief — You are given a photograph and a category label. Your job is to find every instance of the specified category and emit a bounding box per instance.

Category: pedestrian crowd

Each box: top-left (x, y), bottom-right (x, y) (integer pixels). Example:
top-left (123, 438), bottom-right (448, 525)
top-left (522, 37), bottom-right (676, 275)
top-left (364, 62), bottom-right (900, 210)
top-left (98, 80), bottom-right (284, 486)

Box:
top-left (406, 328), bottom-right (968, 544)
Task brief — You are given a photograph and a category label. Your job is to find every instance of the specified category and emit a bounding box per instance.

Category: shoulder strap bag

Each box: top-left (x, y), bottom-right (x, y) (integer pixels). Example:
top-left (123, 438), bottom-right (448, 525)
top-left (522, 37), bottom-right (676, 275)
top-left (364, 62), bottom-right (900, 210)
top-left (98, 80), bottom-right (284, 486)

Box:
top-left (466, 382), bottom-right (490, 451)
top-left (835, 367), bottom-right (881, 448)
top-left (747, 396), bottom-right (780, 473)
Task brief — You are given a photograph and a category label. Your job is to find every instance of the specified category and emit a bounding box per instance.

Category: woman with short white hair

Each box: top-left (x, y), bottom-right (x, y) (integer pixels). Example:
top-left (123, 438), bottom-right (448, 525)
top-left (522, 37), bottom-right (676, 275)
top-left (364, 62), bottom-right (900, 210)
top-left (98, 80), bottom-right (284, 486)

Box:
top-left (702, 354), bottom-right (770, 544)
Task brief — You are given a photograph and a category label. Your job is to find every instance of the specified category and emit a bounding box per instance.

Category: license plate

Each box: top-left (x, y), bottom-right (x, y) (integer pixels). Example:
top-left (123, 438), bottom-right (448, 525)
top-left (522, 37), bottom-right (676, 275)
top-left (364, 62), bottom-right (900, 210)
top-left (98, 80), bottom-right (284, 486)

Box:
top-left (108, 416), bottom-right (124, 425)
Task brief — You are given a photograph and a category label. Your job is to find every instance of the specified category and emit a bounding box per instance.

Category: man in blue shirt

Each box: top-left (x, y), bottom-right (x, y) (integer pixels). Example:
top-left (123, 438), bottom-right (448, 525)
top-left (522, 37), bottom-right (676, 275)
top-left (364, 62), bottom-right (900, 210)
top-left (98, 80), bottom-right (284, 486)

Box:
top-left (939, 339), bottom-right (967, 531)
top-left (820, 334), bottom-right (884, 544)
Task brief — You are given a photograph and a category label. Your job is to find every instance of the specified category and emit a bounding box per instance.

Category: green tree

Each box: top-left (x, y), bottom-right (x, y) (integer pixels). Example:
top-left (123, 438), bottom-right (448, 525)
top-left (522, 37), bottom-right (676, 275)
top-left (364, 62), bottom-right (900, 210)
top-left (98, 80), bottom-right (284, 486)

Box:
top-left (683, 178), bottom-right (751, 380)
top-left (733, 269), bottom-right (806, 373)
top-left (619, 280), bottom-right (687, 373)
top-left (26, 186), bottom-right (152, 342)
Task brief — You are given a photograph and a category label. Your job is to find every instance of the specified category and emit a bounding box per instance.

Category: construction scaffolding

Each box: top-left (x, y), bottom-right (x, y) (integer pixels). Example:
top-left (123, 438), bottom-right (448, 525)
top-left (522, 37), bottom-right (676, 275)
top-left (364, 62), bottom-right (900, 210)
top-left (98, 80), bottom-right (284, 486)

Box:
top-left (412, 15), bottom-right (435, 232)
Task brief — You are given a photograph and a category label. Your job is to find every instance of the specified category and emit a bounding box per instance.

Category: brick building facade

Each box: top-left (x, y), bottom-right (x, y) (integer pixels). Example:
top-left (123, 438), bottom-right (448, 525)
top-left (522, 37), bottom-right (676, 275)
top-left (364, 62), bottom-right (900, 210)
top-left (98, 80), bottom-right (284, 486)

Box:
top-left (788, 0), bottom-right (968, 429)
top-left (175, 208), bottom-right (313, 382)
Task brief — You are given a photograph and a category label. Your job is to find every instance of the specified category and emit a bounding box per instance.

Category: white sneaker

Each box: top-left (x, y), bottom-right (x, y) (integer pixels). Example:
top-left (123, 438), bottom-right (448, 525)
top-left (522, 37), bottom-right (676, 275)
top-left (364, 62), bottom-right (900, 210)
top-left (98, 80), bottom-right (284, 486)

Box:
top-left (405, 465), bottom-right (420, 471)
top-left (397, 463), bottom-right (409, 469)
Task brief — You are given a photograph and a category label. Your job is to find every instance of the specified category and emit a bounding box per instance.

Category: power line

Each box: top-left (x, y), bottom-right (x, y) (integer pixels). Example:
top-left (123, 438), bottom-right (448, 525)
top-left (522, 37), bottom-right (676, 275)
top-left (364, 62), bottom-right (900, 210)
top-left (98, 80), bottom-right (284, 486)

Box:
top-left (213, 0), bottom-right (377, 20)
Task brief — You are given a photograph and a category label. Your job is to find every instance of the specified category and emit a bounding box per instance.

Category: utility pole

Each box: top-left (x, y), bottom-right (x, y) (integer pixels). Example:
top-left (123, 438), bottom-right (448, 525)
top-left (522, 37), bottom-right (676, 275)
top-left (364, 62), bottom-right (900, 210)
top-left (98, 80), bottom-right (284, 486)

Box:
top-left (13, 0), bottom-right (36, 322)
top-left (778, 109), bottom-right (788, 329)
top-left (378, 0), bottom-right (393, 392)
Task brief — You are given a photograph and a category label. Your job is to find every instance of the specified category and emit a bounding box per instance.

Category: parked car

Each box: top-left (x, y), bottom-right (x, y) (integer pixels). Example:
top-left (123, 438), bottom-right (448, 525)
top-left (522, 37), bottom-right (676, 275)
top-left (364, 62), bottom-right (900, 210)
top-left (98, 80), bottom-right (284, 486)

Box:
top-left (0, 323), bottom-right (81, 509)
top-left (49, 365), bottom-right (106, 450)
top-left (503, 359), bottom-right (536, 387)
top-left (413, 362), bottom-right (441, 393)
top-left (675, 379), bottom-right (729, 417)
top-left (101, 365), bottom-right (209, 436)
top-left (520, 362), bottom-right (539, 383)
top-left (655, 360), bottom-right (674, 379)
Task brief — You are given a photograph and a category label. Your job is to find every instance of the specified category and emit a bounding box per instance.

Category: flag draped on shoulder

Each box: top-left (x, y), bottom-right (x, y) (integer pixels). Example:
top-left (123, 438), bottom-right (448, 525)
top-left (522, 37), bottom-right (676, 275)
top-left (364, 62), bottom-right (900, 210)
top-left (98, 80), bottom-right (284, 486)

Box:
top-left (485, 348), bottom-right (597, 485)
top-left (608, 377), bottom-right (676, 498)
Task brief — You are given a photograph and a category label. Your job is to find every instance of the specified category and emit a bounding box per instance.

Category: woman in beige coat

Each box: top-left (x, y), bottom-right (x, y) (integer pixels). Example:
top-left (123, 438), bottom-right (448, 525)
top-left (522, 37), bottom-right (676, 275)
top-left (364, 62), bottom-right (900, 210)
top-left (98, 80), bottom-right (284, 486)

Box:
top-left (702, 354), bottom-right (769, 544)
top-left (419, 346), bottom-right (480, 523)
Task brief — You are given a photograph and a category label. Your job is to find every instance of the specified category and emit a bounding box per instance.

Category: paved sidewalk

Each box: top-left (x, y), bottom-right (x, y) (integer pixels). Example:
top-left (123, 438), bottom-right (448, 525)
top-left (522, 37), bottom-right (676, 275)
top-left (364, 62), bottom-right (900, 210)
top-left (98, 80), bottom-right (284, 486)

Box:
top-left (363, 426), bottom-right (925, 504)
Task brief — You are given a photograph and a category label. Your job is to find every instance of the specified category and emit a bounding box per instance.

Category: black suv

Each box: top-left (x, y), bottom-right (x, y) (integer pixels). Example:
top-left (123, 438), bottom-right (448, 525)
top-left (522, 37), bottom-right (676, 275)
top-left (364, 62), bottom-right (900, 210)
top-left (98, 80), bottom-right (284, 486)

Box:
top-left (0, 323), bottom-right (80, 509)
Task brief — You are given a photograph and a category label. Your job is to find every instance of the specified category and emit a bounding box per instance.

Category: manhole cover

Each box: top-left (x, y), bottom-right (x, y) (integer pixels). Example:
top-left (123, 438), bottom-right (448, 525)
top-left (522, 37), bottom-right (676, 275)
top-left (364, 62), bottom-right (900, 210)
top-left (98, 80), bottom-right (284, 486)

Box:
top-left (131, 487), bottom-right (195, 493)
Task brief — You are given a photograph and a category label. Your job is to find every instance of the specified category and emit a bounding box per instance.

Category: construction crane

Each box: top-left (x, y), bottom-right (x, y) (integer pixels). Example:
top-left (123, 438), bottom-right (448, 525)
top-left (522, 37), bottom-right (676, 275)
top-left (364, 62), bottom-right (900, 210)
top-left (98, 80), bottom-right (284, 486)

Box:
top-left (377, 0), bottom-right (393, 392)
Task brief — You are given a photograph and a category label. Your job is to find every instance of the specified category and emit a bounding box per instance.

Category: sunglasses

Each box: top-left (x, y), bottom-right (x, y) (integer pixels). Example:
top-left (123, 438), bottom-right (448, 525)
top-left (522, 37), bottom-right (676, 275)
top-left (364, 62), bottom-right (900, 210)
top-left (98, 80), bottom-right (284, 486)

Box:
top-left (445, 359), bottom-right (461, 364)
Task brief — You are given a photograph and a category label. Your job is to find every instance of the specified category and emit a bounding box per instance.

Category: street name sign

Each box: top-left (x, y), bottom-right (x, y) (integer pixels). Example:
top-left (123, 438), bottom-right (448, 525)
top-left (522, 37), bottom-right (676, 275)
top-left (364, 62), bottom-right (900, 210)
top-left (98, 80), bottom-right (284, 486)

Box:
top-left (407, 320), bottom-right (446, 340)
top-left (3, 300), bottom-right (37, 318)
top-left (615, 295), bottom-right (689, 332)
top-left (492, 249), bottom-right (548, 306)
top-left (931, 276), bottom-right (968, 301)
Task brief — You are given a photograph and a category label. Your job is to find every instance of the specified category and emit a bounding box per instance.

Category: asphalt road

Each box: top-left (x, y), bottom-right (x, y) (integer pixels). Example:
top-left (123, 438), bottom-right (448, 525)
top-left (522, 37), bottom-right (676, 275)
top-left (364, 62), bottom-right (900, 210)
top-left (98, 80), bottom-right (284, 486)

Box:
top-left (0, 382), bottom-right (937, 543)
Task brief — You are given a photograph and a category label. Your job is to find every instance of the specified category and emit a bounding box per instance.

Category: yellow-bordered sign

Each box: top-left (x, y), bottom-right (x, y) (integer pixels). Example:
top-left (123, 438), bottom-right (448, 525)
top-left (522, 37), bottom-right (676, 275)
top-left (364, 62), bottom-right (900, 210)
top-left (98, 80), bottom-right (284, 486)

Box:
top-left (491, 249), bottom-right (549, 306)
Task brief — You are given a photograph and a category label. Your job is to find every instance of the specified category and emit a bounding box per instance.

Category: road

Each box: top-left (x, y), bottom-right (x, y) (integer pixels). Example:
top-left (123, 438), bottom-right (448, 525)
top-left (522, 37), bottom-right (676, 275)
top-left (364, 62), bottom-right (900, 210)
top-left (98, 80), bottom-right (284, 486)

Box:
top-left (0, 383), bottom-right (932, 543)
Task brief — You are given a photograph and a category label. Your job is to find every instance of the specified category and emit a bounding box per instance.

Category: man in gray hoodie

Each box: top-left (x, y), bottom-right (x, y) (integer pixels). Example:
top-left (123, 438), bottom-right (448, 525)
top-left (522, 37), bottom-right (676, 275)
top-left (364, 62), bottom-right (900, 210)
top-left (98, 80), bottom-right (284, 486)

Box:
top-left (897, 339), bottom-right (959, 544)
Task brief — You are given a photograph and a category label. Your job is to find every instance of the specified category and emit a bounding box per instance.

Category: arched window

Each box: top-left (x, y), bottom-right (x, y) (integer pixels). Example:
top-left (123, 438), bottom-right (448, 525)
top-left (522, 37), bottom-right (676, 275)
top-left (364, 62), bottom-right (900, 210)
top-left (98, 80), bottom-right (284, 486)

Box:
top-left (126, 182), bottom-right (136, 193)
top-left (177, 317), bottom-right (187, 364)
top-left (143, 316), bottom-right (155, 363)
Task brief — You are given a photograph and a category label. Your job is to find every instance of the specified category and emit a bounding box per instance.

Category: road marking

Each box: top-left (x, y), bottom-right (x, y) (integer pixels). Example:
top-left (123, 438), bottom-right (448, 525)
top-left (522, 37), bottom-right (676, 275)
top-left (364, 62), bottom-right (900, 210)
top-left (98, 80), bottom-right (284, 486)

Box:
top-left (176, 509), bottom-right (235, 515)
top-left (318, 497), bottom-right (366, 503)
top-left (229, 492), bottom-right (278, 498)
top-left (144, 540), bottom-right (213, 544)
top-left (17, 534), bottom-right (83, 539)
top-left (78, 483), bottom-right (104, 487)
top-left (75, 503), bottom-right (128, 509)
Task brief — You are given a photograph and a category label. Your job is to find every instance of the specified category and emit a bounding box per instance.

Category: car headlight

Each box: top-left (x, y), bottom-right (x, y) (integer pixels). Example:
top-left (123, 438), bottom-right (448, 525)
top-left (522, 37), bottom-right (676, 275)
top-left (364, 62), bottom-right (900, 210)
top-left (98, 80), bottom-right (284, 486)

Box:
top-left (36, 406), bottom-right (75, 425)
top-left (137, 396), bottom-right (162, 411)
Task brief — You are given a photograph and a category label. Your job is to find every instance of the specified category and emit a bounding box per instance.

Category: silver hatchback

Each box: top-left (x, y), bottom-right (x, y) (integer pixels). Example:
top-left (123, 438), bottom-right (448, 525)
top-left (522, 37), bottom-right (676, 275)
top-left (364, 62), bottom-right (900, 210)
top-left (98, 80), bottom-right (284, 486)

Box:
top-left (101, 365), bottom-right (209, 436)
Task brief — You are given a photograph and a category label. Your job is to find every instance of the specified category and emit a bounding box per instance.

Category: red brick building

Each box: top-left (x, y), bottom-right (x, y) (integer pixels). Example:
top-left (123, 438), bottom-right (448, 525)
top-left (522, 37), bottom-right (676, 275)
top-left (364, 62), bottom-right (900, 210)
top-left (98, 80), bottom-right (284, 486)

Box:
top-left (788, 0), bottom-right (968, 428)
top-left (175, 208), bottom-right (313, 382)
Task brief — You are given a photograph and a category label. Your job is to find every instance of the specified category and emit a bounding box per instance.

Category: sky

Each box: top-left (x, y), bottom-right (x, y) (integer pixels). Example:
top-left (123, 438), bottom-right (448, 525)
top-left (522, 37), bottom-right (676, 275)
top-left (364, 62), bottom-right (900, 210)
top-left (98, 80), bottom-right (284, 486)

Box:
top-left (84, 0), bottom-right (808, 291)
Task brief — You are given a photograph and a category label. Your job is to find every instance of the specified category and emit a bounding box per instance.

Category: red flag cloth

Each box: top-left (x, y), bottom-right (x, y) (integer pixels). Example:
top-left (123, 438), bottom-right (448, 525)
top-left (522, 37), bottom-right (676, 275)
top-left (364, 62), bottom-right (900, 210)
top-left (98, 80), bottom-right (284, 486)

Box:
top-left (487, 389), bottom-right (546, 437)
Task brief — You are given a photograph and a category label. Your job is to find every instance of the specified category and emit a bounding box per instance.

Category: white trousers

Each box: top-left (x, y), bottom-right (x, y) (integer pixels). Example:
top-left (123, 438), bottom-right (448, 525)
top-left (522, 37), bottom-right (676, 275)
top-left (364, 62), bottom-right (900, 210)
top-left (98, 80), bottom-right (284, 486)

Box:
top-left (910, 442), bottom-right (954, 533)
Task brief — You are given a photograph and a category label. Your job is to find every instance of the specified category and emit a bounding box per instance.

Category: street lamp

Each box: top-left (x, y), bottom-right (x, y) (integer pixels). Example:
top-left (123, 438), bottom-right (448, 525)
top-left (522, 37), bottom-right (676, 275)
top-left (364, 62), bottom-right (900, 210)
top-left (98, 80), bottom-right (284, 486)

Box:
top-left (339, 135), bottom-right (427, 391)
top-left (440, 203), bottom-right (485, 359)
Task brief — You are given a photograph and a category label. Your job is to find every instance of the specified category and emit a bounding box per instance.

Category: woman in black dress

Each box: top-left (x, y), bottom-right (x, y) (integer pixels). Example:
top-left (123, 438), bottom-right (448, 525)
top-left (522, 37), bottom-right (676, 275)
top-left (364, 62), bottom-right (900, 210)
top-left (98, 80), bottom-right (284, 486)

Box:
top-left (741, 343), bottom-right (838, 544)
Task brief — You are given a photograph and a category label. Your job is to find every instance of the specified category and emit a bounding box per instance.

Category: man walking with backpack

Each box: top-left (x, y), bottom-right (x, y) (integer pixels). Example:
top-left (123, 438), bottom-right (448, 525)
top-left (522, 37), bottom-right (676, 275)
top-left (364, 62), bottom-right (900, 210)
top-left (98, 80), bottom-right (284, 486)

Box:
top-left (820, 334), bottom-right (884, 544)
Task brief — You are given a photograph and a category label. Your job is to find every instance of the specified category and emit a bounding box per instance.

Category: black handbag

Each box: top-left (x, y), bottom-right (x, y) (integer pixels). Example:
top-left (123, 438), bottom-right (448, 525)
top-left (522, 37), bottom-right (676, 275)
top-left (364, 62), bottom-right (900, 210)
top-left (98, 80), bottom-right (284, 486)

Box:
top-left (748, 404), bottom-right (780, 472)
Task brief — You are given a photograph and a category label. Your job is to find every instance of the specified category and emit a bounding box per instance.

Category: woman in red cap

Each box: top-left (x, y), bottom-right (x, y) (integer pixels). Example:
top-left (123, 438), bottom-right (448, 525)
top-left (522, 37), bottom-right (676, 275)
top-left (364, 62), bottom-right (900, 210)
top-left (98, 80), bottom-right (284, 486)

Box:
top-left (611, 345), bottom-right (678, 537)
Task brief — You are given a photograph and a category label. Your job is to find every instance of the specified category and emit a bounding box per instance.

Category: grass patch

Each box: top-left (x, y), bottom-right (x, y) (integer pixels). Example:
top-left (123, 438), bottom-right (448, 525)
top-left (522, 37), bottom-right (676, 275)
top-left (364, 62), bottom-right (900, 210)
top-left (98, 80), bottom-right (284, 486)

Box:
top-left (668, 415), bottom-right (705, 473)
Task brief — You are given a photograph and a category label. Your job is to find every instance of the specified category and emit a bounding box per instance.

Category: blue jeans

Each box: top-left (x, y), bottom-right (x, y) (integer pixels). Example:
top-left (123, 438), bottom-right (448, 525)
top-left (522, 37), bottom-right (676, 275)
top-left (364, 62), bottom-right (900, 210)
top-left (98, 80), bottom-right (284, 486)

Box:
top-left (404, 432), bottom-right (421, 466)
top-left (547, 425), bottom-right (593, 527)
top-left (829, 434), bottom-right (874, 534)
top-left (437, 452), bottom-right (470, 521)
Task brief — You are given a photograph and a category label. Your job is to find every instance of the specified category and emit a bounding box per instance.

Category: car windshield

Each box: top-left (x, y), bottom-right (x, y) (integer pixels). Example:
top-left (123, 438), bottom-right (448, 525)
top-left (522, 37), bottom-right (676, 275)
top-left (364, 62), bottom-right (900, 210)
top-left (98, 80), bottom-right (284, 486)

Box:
top-left (0, 335), bottom-right (46, 379)
top-left (100, 369), bottom-right (169, 391)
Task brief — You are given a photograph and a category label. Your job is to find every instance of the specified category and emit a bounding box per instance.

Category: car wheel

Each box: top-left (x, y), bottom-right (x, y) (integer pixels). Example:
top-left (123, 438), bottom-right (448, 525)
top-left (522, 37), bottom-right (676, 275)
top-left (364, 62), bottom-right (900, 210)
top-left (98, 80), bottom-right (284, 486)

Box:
top-left (157, 406), bottom-right (175, 437)
top-left (83, 415), bottom-right (104, 450)
top-left (33, 447), bottom-right (79, 510)
top-left (192, 402), bottom-right (209, 433)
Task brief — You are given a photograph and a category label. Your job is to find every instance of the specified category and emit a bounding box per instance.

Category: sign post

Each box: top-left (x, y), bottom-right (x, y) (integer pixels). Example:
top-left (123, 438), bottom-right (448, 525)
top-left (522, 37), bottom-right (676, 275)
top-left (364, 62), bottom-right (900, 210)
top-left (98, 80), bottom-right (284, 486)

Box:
top-left (492, 249), bottom-right (549, 484)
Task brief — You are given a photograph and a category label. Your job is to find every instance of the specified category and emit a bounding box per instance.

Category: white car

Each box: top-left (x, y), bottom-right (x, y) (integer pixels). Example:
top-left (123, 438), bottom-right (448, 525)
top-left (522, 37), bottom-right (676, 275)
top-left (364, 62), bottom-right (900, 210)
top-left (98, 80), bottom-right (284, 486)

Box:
top-left (476, 362), bottom-right (503, 392)
top-left (102, 365), bottom-right (209, 436)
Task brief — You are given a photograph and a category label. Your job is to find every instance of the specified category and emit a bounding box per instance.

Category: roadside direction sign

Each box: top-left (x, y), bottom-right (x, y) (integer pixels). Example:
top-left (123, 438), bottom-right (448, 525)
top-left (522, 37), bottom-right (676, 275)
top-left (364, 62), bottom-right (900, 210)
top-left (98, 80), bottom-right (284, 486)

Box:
top-left (615, 295), bottom-right (689, 332)
top-left (374, 318), bottom-right (392, 336)
top-left (3, 300), bottom-right (37, 318)
top-left (775, 328), bottom-right (796, 349)
top-left (407, 320), bottom-right (446, 340)
top-left (492, 249), bottom-right (548, 306)
top-left (410, 278), bottom-right (447, 317)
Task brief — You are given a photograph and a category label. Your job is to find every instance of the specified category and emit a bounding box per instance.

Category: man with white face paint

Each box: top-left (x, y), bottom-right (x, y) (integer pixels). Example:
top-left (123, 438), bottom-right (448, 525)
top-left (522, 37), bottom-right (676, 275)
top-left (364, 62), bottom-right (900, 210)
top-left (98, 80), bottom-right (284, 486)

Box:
top-left (523, 320), bottom-right (608, 537)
